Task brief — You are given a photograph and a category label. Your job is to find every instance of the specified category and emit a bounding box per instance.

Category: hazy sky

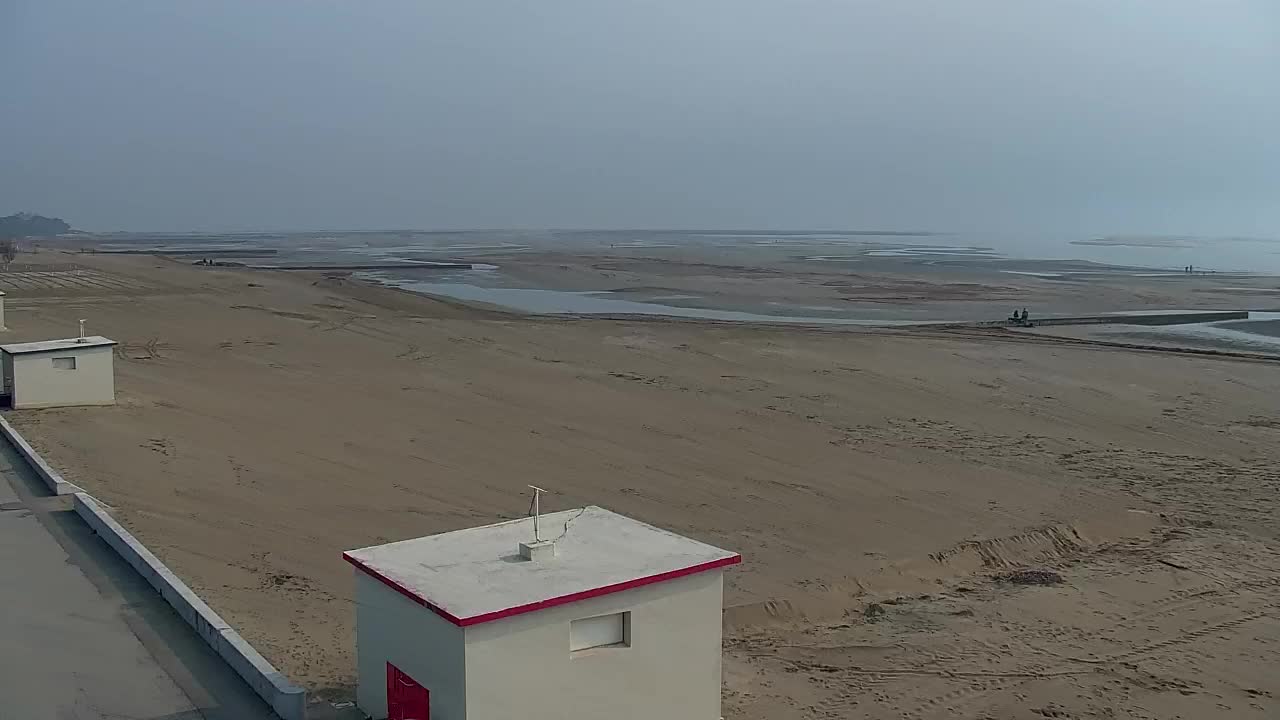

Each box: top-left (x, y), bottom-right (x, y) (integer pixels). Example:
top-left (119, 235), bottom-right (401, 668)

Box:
top-left (2, 1), bottom-right (1277, 234)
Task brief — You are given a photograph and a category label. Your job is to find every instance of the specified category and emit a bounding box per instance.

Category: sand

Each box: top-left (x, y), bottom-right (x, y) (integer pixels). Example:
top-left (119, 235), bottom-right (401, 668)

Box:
top-left (6, 252), bottom-right (1280, 717)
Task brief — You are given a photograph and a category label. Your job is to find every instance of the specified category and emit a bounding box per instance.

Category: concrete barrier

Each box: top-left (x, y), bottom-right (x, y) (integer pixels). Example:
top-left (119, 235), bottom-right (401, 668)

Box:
top-left (1030, 311), bottom-right (1249, 327)
top-left (965, 310), bottom-right (1250, 329)
top-left (72, 492), bottom-right (307, 720)
top-left (0, 414), bottom-right (82, 495)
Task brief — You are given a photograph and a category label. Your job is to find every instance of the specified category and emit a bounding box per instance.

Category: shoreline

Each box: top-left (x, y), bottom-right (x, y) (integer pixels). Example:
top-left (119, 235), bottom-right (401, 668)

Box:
top-left (336, 269), bottom-right (1280, 361)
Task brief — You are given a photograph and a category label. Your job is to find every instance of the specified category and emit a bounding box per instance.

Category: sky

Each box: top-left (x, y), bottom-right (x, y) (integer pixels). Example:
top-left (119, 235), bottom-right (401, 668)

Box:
top-left (1, 1), bottom-right (1277, 235)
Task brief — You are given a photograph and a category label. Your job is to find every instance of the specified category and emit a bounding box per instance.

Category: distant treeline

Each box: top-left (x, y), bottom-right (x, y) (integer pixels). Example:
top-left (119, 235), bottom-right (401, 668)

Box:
top-left (0, 212), bottom-right (71, 238)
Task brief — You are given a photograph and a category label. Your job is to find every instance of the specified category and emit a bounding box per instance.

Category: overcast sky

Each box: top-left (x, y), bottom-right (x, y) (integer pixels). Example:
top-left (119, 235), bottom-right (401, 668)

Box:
top-left (2, 1), bottom-right (1277, 235)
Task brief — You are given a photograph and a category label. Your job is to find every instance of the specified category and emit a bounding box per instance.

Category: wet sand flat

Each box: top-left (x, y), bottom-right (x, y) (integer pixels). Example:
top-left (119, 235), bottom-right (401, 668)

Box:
top-left (4, 252), bottom-right (1279, 717)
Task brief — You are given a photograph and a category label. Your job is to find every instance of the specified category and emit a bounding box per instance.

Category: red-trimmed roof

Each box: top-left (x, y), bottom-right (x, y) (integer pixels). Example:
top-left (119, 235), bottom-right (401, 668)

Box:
top-left (343, 506), bottom-right (739, 627)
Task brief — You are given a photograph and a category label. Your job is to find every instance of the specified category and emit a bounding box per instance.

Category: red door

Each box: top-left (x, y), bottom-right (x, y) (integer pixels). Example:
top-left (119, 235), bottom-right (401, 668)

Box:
top-left (387, 662), bottom-right (430, 720)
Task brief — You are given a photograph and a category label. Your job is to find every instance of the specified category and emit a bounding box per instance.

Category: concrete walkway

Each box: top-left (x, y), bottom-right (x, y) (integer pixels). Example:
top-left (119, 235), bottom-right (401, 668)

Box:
top-left (0, 439), bottom-right (277, 720)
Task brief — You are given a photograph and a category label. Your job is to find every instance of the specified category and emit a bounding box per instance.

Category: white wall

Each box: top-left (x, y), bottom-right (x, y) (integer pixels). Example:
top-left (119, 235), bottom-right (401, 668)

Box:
top-left (10, 345), bottom-right (115, 409)
top-left (462, 570), bottom-right (725, 720)
top-left (355, 571), bottom-right (468, 720)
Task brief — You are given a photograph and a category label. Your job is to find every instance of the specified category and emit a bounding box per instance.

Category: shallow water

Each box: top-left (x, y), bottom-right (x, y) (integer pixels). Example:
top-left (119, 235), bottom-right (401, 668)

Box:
top-left (1000, 270), bottom-right (1074, 278)
top-left (803, 256), bottom-right (863, 262)
top-left (371, 276), bottom-right (923, 325)
top-left (1087, 312), bottom-right (1280, 353)
top-left (865, 247), bottom-right (999, 258)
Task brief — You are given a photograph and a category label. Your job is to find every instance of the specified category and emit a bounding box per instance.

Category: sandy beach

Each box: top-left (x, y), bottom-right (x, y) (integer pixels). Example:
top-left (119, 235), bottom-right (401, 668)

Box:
top-left (5, 252), bottom-right (1279, 718)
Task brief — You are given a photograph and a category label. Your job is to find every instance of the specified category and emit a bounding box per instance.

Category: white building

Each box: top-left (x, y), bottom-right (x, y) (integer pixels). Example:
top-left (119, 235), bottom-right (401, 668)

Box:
top-left (1, 336), bottom-right (117, 409)
top-left (344, 506), bottom-right (740, 720)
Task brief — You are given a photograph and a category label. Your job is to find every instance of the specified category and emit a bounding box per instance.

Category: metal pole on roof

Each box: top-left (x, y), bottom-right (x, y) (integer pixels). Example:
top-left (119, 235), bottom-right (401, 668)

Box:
top-left (77, 319), bottom-right (86, 342)
top-left (528, 485), bottom-right (547, 542)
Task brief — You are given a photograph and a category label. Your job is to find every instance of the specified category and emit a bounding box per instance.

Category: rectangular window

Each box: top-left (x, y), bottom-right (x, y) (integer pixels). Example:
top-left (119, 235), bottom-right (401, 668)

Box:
top-left (52, 356), bottom-right (77, 370)
top-left (570, 612), bottom-right (629, 653)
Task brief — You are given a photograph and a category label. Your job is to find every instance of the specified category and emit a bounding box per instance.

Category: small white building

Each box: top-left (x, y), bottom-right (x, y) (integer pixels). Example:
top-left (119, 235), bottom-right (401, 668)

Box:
top-left (344, 506), bottom-right (740, 720)
top-left (1, 336), bottom-right (117, 409)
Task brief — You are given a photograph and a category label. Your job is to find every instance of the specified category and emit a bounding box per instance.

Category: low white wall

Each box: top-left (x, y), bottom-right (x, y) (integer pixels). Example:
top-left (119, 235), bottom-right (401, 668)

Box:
top-left (0, 414), bottom-right (81, 495)
top-left (73, 493), bottom-right (308, 720)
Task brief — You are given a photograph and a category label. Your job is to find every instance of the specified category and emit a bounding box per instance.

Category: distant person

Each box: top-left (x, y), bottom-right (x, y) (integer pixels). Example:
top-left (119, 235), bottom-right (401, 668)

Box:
top-left (1021, 308), bottom-right (1029, 322)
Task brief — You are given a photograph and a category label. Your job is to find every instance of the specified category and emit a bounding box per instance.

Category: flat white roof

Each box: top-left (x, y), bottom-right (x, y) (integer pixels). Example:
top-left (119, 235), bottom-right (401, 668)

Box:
top-left (0, 336), bottom-right (117, 355)
top-left (344, 506), bottom-right (739, 626)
